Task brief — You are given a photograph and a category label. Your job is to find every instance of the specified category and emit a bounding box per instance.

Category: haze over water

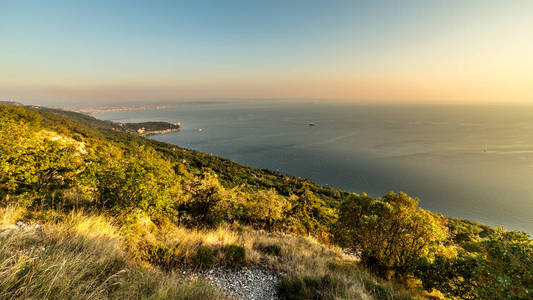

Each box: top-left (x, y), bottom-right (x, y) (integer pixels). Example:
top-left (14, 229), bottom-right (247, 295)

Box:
top-left (97, 101), bottom-right (533, 233)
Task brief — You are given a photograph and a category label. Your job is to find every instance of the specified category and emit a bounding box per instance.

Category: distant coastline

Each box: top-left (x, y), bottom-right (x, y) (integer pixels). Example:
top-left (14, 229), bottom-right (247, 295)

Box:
top-left (67, 105), bottom-right (172, 115)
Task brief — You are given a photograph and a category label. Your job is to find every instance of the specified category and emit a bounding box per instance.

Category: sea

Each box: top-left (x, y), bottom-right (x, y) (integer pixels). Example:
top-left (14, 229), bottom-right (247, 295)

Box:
top-left (95, 100), bottom-right (533, 233)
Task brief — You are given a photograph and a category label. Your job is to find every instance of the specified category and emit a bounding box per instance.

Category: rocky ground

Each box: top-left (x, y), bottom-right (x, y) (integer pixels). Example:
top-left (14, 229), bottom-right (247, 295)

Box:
top-left (0, 221), bottom-right (41, 235)
top-left (182, 266), bottom-right (281, 300)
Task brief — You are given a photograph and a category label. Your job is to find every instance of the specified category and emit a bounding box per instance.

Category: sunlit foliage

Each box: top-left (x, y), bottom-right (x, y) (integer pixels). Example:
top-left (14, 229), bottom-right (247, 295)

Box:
top-left (1, 104), bottom-right (532, 298)
top-left (335, 192), bottom-right (448, 274)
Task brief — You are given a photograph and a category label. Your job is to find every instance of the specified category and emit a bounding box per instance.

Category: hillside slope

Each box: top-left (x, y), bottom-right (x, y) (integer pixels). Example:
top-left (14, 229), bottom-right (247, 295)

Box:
top-left (0, 104), bottom-right (531, 299)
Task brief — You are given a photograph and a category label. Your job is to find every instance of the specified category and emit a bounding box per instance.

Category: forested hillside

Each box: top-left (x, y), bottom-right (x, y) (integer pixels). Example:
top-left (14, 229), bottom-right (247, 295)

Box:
top-left (1, 104), bottom-right (531, 299)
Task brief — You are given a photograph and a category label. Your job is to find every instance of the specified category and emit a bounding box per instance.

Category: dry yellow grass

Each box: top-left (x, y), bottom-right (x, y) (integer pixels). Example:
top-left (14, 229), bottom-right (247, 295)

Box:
top-left (0, 207), bottom-right (230, 300)
top-left (0, 206), bottom-right (417, 299)
top-left (0, 205), bottom-right (25, 228)
top-left (144, 222), bottom-right (414, 299)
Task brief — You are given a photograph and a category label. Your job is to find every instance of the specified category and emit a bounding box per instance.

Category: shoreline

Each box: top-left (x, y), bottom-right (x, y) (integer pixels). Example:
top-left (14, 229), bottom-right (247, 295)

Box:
top-left (141, 128), bottom-right (181, 137)
top-left (67, 105), bottom-right (172, 115)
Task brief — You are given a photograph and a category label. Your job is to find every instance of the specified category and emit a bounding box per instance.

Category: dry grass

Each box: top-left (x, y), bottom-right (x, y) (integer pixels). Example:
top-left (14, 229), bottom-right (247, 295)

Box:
top-left (0, 206), bottom-right (416, 299)
top-left (242, 231), bottom-right (414, 299)
top-left (0, 207), bottom-right (230, 300)
top-left (142, 222), bottom-right (415, 299)
top-left (0, 205), bottom-right (25, 228)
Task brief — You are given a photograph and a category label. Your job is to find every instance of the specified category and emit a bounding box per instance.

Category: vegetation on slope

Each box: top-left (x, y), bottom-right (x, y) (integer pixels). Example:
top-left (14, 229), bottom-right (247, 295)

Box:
top-left (0, 205), bottom-right (410, 300)
top-left (1, 104), bottom-right (531, 299)
top-left (0, 206), bottom-right (230, 300)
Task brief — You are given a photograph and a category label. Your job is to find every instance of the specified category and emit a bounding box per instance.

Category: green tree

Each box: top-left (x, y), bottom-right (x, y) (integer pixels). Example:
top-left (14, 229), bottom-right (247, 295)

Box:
top-left (94, 147), bottom-right (182, 216)
top-left (181, 172), bottom-right (230, 227)
top-left (244, 189), bottom-right (288, 230)
top-left (416, 252), bottom-right (478, 299)
top-left (472, 230), bottom-right (533, 299)
top-left (1, 107), bottom-right (39, 197)
top-left (0, 107), bottom-right (82, 207)
top-left (417, 230), bottom-right (533, 299)
top-left (289, 188), bottom-right (336, 237)
top-left (336, 192), bottom-right (448, 274)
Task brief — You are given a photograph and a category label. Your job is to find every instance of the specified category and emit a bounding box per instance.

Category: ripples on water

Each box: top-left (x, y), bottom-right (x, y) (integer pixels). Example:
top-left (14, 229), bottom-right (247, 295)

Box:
top-left (96, 101), bottom-right (533, 233)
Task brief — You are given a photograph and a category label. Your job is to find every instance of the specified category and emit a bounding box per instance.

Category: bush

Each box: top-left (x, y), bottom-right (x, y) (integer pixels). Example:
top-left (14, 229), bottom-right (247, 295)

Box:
top-left (335, 192), bottom-right (448, 274)
top-left (181, 172), bottom-right (230, 227)
top-left (255, 243), bottom-right (282, 256)
top-left (142, 242), bottom-right (177, 270)
top-left (277, 275), bottom-right (346, 300)
top-left (362, 279), bottom-right (411, 300)
top-left (241, 189), bottom-right (289, 230)
top-left (194, 245), bottom-right (215, 268)
top-left (221, 244), bottom-right (246, 269)
top-left (417, 230), bottom-right (533, 299)
top-left (287, 188), bottom-right (337, 237)
top-left (277, 276), bottom-right (318, 300)
top-left (93, 147), bottom-right (182, 216)
top-left (142, 242), bottom-right (246, 270)
top-left (0, 113), bottom-right (82, 208)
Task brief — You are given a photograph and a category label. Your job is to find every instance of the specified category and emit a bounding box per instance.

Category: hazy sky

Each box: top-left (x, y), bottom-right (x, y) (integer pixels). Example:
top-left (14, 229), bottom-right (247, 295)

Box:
top-left (1, 1), bottom-right (532, 105)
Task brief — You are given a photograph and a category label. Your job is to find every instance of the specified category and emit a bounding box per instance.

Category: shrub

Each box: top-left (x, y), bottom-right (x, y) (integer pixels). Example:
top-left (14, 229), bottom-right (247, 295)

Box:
top-left (181, 172), bottom-right (230, 227)
top-left (0, 117), bottom-right (82, 208)
top-left (221, 244), bottom-right (246, 269)
top-left (277, 275), bottom-right (346, 300)
top-left (415, 252), bottom-right (477, 299)
top-left (255, 243), bottom-right (282, 256)
top-left (417, 230), bottom-right (533, 299)
top-left (363, 279), bottom-right (388, 299)
top-left (362, 279), bottom-right (410, 300)
top-left (141, 242), bottom-right (246, 270)
top-left (278, 276), bottom-right (318, 300)
top-left (242, 189), bottom-right (289, 230)
top-left (142, 242), bottom-right (177, 270)
top-left (194, 245), bottom-right (215, 268)
top-left (93, 147), bottom-right (182, 216)
top-left (336, 192), bottom-right (448, 274)
top-left (288, 188), bottom-right (336, 237)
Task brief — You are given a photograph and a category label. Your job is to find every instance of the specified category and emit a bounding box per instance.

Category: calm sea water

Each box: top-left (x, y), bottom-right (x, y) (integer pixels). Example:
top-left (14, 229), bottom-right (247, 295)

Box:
top-left (96, 101), bottom-right (533, 233)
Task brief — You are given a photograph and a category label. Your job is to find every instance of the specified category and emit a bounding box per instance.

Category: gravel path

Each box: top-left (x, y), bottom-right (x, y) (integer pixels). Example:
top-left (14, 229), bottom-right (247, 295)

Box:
top-left (186, 266), bottom-right (280, 300)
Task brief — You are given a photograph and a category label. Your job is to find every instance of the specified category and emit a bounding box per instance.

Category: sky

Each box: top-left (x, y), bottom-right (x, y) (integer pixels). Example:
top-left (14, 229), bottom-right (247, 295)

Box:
top-left (1, 0), bottom-right (533, 106)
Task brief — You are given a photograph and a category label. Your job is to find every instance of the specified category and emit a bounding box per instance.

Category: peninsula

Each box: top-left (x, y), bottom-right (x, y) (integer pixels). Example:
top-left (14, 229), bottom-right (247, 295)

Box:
top-left (118, 121), bottom-right (181, 136)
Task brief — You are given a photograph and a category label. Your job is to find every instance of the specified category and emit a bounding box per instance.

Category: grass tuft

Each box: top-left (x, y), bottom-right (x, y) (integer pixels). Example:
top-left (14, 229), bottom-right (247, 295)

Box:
top-left (220, 244), bottom-right (246, 269)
